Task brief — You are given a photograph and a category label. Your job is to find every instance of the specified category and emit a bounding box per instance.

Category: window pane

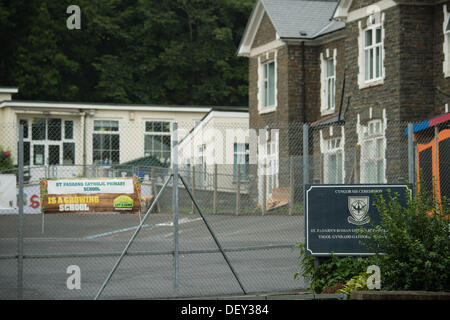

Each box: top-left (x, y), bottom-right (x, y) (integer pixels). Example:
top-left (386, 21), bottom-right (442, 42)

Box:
top-left (102, 151), bottom-right (110, 163)
top-left (101, 134), bottom-right (111, 150)
top-left (94, 120), bottom-right (118, 132)
top-left (268, 62), bottom-right (275, 106)
top-left (111, 151), bottom-right (120, 164)
top-left (111, 135), bottom-right (120, 150)
top-left (376, 28), bottom-right (382, 43)
top-left (369, 49), bottom-right (374, 80)
top-left (33, 145), bottom-right (45, 165)
top-left (23, 142), bottom-right (30, 166)
top-left (48, 119), bottom-right (62, 141)
top-left (376, 138), bottom-right (383, 158)
top-left (162, 135), bottom-right (171, 150)
top-left (365, 29), bottom-right (372, 47)
top-left (327, 58), bottom-right (334, 77)
top-left (328, 78), bottom-right (335, 109)
top-left (32, 118), bottom-right (46, 140)
top-left (145, 122), bottom-right (154, 132)
top-left (20, 120), bottom-right (28, 139)
top-left (154, 122), bottom-right (162, 132)
top-left (163, 122), bottom-right (171, 132)
top-left (63, 143), bottom-right (75, 165)
top-left (144, 135), bottom-right (152, 152)
top-left (110, 121), bottom-right (119, 131)
top-left (328, 154), bottom-right (337, 184)
top-left (64, 120), bottom-right (74, 139)
top-left (375, 46), bottom-right (381, 78)
top-left (94, 120), bottom-right (102, 131)
top-left (48, 145), bottom-right (60, 165)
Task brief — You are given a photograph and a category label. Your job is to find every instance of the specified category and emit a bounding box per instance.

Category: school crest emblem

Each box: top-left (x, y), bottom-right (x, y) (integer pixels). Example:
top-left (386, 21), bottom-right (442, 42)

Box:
top-left (348, 196), bottom-right (370, 225)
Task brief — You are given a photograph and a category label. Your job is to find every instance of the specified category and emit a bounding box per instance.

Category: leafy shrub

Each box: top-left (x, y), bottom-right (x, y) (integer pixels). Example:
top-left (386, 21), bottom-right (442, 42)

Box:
top-left (358, 186), bottom-right (450, 291)
top-left (295, 183), bottom-right (450, 293)
top-left (294, 243), bottom-right (381, 294)
top-left (337, 273), bottom-right (369, 296)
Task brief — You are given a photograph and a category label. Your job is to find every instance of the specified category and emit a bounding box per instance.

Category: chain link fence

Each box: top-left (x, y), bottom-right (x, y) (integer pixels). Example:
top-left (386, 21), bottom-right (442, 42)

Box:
top-left (0, 117), bottom-right (448, 299)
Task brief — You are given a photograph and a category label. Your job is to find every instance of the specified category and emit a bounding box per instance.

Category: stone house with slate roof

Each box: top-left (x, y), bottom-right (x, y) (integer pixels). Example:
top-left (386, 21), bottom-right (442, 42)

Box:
top-left (238, 0), bottom-right (450, 205)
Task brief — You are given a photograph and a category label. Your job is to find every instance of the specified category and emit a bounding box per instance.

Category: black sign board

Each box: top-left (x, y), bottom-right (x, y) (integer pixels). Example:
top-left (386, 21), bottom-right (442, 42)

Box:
top-left (304, 184), bottom-right (411, 256)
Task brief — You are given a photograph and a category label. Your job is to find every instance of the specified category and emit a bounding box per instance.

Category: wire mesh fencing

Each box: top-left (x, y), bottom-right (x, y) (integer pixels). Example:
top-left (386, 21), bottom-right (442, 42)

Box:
top-left (1, 117), bottom-right (447, 299)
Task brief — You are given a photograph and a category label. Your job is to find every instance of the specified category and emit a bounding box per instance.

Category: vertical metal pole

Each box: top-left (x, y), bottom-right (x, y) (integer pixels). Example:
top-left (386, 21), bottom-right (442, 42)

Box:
top-left (18, 124), bottom-right (24, 299)
top-left (191, 166), bottom-right (195, 214)
top-left (408, 123), bottom-right (414, 185)
top-left (262, 173), bottom-right (267, 216)
top-left (172, 122), bottom-right (179, 291)
top-left (213, 163), bottom-right (217, 214)
top-left (303, 123), bottom-right (309, 186)
top-left (236, 163), bottom-right (241, 215)
top-left (289, 156), bottom-right (294, 216)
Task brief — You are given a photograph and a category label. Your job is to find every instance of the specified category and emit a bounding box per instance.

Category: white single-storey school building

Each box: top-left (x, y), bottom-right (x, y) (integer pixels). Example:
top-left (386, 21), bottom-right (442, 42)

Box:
top-left (0, 87), bottom-right (249, 183)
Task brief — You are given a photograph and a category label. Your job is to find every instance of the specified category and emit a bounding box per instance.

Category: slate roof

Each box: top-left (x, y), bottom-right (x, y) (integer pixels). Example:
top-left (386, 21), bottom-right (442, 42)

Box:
top-left (261, 0), bottom-right (345, 39)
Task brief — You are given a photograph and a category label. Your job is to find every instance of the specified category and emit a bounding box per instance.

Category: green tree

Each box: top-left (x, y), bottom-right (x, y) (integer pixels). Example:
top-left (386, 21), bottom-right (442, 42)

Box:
top-left (0, 0), bottom-right (254, 106)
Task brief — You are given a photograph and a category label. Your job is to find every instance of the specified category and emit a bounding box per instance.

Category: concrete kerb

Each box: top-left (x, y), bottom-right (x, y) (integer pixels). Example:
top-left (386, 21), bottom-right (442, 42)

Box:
top-left (165, 290), bottom-right (346, 300)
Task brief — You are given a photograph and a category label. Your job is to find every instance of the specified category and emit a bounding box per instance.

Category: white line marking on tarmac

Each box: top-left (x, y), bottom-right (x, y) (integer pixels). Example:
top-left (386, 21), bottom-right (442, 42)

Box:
top-left (83, 217), bottom-right (202, 240)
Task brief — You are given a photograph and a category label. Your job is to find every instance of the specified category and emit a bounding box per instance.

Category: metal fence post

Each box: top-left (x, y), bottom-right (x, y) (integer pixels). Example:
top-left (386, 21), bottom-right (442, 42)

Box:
top-left (303, 123), bottom-right (309, 187)
top-left (213, 163), bottom-right (217, 214)
top-left (408, 123), bottom-right (414, 186)
top-left (17, 124), bottom-right (24, 299)
top-left (236, 163), bottom-right (240, 216)
top-left (289, 156), bottom-right (294, 216)
top-left (192, 166), bottom-right (195, 214)
top-left (262, 173), bottom-right (267, 216)
top-left (172, 122), bottom-right (179, 291)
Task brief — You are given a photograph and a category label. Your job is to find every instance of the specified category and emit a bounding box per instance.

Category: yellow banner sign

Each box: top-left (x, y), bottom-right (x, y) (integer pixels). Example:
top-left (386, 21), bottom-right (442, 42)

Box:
top-left (40, 178), bottom-right (141, 214)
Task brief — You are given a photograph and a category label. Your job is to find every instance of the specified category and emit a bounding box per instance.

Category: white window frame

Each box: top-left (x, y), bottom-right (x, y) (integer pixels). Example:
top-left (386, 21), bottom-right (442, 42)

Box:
top-left (258, 53), bottom-right (277, 114)
top-left (320, 49), bottom-right (337, 115)
top-left (443, 5), bottom-right (450, 78)
top-left (92, 119), bottom-right (120, 165)
top-left (143, 120), bottom-right (172, 166)
top-left (265, 133), bottom-right (279, 199)
top-left (233, 143), bottom-right (249, 182)
top-left (20, 117), bottom-right (76, 166)
top-left (324, 138), bottom-right (344, 184)
top-left (320, 127), bottom-right (345, 184)
top-left (358, 14), bottom-right (386, 89)
top-left (364, 26), bottom-right (383, 82)
top-left (360, 119), bottom-right (386, 184)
